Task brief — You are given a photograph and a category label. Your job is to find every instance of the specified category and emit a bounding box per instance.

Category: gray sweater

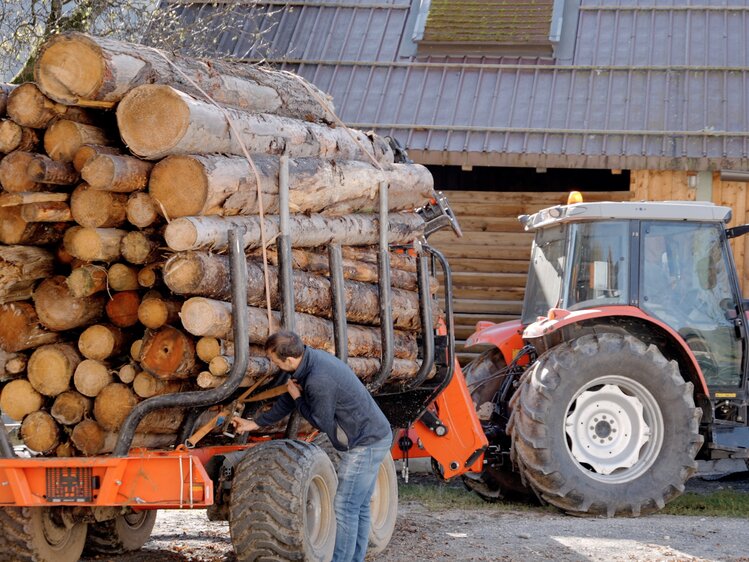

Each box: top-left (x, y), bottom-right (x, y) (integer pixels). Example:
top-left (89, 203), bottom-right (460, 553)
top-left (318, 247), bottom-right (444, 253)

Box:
top-left (255, 347), bottom-right (392, 451)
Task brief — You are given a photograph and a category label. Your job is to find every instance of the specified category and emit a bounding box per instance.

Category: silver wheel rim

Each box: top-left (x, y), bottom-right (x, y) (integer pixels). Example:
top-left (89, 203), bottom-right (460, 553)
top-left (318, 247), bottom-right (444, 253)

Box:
top-left (564, 375), bottom-right (664, 483)
top-left (305, 474), bottom-right (333, 551)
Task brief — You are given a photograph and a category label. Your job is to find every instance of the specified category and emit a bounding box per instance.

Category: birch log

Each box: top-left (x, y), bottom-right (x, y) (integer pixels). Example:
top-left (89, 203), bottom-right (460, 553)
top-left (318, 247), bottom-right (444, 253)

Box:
top-left (78, 324), bottom-right (125, 360)
top-left (7, 82), bottom-right (94, 128)
top-left (81, 153), bottom-right (153, 192)
top-left (0, 302), bottom-right (61, 352)
top-left (73, 144), bottom-right (120, 172)
top-left (0, 207), bottom-right (68, 245)
top-left (27, 154), bottom-right (80, 185)
top-left (93, 382), bottom-right (138, 431)
top-left (164, 212), bottom-right (424, 252)
top-left (0, 245), bottom-right (54, 303)
top-left (0, 120), bottom-right (39, 153)
top-left (0, 84), bottom-right (13, 116)
top-left (0, 379), bottom-right (43, 420)
top-left (51, 390), bottom-right (91, 425)
top-left (35, 32), bottom-right (334, 121)
top-left (27, 343), bottom-right (82, 397)
top-left (0, 151), bottom-right (41, 191)
top-left (74, 359), bottom-right (113, 397)
top-left (20, 202), bottom-right (73, 222)
top-left (64, 226), bottom-right (127, 261)
top-left (133, 371), bottom-right (185, 398)
top-left (21, 411), bottom-right (59, 453)
top-left (148, 154), bottom-right (433, 218)
top-left (71, 419), bottom-right (105, 455)
top-left (44, 119), bottom-right (113, 162)
top-left (107, 263), bottom-right (139, 291)
top-left (67, 264), bottom-right (108, 297)
top-left (70, 183), bottom-right (128, 227)
top-left (137, 294), bottom-right (181, 329)
top-left (117, 85), bottom-right (392, 162)
top-left (33, 276), bottom-right (106, 331)
top-left (126, 192), bottom-right (159, 228)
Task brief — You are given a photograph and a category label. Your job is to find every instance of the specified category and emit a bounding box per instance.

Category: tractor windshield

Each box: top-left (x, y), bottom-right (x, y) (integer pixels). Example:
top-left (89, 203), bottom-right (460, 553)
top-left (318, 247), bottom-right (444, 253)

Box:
top-left (522, 224), bottom-right (566, 324)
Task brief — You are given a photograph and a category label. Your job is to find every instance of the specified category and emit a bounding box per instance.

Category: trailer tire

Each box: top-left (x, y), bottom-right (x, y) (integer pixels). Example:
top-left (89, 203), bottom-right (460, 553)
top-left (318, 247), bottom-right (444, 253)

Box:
top-left (510, 333), bottom-right (702, 517)
top-left (229, 439), bottom-right (337, 562)
top-left (84, 510), bottom-right (157, 555)
top-left (0, 507), bottom-right (87, 562)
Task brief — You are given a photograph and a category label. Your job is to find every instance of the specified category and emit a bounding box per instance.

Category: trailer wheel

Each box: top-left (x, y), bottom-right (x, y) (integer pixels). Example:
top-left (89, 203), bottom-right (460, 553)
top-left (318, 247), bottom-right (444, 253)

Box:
top-left (510, 333), bottom-right (703, 517)
top-left (0, 507), bottom-right (87, 562)
top-left (229, 439), bottom-right (337, 562)
top-left (84, 510), bottom-right (157, 555)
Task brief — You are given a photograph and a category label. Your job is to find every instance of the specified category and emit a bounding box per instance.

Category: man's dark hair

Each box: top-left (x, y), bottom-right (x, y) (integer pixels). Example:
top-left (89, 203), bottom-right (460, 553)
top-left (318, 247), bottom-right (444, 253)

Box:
top-left (264, 331), bottom-right (304, 360)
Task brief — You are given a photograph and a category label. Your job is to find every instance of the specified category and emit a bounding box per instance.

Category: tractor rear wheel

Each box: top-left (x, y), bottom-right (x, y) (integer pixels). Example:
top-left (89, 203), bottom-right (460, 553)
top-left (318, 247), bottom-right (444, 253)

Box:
top-left (510, 333), bottom-right (703, 517)
top-left (0, 507), bottom-right (87, 562)
top-left (229, 439), bottom-right (337, 561)
top-left (84, 510), bottom-right (157, 555)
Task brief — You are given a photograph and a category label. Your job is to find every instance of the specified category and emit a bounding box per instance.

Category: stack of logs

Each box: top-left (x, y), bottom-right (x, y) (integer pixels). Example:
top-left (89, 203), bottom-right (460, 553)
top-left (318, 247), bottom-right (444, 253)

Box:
top-left (0, 32), bottom-right (437, 457)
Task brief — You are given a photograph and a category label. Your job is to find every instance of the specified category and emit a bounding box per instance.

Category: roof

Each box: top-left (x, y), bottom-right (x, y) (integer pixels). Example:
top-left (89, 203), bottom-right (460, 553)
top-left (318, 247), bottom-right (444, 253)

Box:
top-left (158, 0), bottom-right (749, 171)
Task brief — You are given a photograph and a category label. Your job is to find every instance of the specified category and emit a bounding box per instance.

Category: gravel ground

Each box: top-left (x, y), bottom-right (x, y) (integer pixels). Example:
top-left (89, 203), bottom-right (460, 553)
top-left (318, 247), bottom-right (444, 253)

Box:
top-left (82, 473), bottom-right (749, 562)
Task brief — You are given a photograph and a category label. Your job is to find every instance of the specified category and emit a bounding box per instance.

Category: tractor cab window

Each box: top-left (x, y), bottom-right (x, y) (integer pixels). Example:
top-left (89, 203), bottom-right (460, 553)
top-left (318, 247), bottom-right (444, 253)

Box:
top-left (640, 222), bottom-right (742, 387)
top-left (522, 224), bottom-right (566, 324)
top-left (565, 221), bottom-right (629, 311)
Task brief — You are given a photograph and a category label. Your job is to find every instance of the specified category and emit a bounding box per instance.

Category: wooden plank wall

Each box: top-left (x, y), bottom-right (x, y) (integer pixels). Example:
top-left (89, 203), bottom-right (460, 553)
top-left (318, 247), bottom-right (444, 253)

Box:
top-left (630, 170), bottom-right (749, 295)
top-left (431, 190), bottom-right (632, 363)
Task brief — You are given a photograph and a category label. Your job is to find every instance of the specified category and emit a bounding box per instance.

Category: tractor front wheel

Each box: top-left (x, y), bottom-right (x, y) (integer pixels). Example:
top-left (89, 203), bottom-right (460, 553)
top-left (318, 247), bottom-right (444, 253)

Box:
top-left (0, 507), bottom-right (87, 562)
top-left (84, 510), bottom-right (157, 555)
top-left (510, 333), bottom-right (703, 517)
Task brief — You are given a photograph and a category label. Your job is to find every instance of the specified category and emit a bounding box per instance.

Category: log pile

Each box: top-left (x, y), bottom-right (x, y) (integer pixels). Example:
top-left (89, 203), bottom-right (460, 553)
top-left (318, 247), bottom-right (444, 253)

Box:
top-left (0, 32), bottom-right (437, 457)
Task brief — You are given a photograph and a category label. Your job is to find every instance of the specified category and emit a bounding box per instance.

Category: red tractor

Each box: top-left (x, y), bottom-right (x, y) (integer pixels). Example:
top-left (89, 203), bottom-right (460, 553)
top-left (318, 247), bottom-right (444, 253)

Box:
top-left (462, 197), bottom-right (748, 516)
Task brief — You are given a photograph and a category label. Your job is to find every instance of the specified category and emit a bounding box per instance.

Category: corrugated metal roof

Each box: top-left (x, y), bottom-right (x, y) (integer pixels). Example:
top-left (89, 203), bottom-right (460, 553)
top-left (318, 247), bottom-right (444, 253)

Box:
top-left (158, 0), bottom-right (749, 170)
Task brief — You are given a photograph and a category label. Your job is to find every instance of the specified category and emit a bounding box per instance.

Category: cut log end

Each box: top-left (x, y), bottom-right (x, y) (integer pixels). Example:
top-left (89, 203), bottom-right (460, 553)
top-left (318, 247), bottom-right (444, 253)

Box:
top-left (149, 155), bottom-right (208, 218)
top-left (21, 411), bottom-right (59, 454)
top-left (0, 379), bottom-right (43, 421)
top-left (35, 34), bottom-right (105, 105)
top-left (163, 218), bottom-right (198, 252)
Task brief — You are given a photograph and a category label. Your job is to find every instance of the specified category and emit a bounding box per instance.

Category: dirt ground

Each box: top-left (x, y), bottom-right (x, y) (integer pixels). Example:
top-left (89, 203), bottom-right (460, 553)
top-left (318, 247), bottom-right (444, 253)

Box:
top-left (83, 474), bottom-right (749, 562)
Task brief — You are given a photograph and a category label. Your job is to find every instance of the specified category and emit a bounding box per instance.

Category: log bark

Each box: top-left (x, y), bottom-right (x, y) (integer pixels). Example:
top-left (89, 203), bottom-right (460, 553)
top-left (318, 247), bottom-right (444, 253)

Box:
top-left (149, 154), bottom-right (432, 219)
top-left (105, 290), bottom-right (141, 327)
top-left (164, 252), bottom-right (423, 330)
top-left (78, 324), bottom-right (125, 360)
top-left (0, 302), bottom-right (61, 352)
top-left (137, 295), bottom-right (181, 329)
top-left (93, 382), bottom-right (138, 431)
top-left (0, 379), bottom-right (43, 420)
top-left (164, 212), bottom-right (424, 252)
top-left (27, 343), bottom-right (82, 397)
top-left (81, 153), bottom-right (153, 192)
top-left (35, 32), bottom-right (334, 122)
top-left (74, 359), bottom-right (114, 397)
top-left (7, 82), bottom-right (94, 129)
top-left (44, 119), bottom-right (113, 162)
top-left (0, 191), bottom-right (68, 207)
top-left (21, 411), bottom-right (59, 453)
top-left (120, 230), bottom-right (159, 264)
top-left (180, 297), bottom-right (418, 360)
top-left (27, 154), bottom-right (80, 185)
top-left (0, 245), bottom-right (54, 304)
top-left (139, 325), bottom-right (196, 379)
top-left (117, 85), bottom-right (392, 162)
top-left (70, 183), bottom-right (128, 228)
top-left (0, 207), bottom-right (68, 245)
top-left (72, 144), bottom-right (120, 172)
top-left (67, 264), bottom-right (108, 297)
top-left (133, 371), bottom-right (185, 398)
top-left (342, 246), bottom-right (418, 272)
top-left (0, 120), bottom-right (40, 153)
top-left (126, 192), bottom-right (159, 228)
top-left (136, 408), bottom-right (184, 434)
top-left (33, 275), bottom-right (106, 331)
top-left (0, 85), bottom-right (12, 116)
top-left (118, 363), bottom-right (138, 384)
top-left (20, 201), bottom-right (73, 222)
top-left (51, 390), bottom-right (91, 425)
top-left (0, 151), bottom-right (42, 192)
top-left (71, 419), bottom-right (105, 455)
top-left (101, 431), bottom-right (176, 453)
top-left (64, 226), bottom-right (127, 262)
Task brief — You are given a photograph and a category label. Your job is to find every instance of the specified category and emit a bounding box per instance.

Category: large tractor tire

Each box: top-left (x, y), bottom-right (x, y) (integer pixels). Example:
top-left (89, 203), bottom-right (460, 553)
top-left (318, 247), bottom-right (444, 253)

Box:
top-left (84, 510), bottom-right (157, 555)
top-left (229, 439), bottom-right (337, 561)
top-left (313, 434), bottom-right (398, 555)
top-left (510, 333), bottom-right (703, 517)
top-left (0, 507), bottom-right (87, 562)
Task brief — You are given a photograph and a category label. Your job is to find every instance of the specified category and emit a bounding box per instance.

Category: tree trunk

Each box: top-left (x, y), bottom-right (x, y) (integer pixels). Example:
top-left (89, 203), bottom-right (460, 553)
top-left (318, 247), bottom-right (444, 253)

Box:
top-left (51, 390), bottom-right (91, 425)
top-left (0, 379), bottom-right (43, 421)
top-left (35, 32), bottom-right (334, 122)
top-left (136, 408), bottom-right (185, 434)
top-left (27, 154), bottom-right (80, 185)
top-left (149, 154), bottom-right (432, 219)
top-left (20, 201), bottom-right (73, 222)
top-left (21, 411), bottom-right (59, 454)
top-left (341, 246), bottom-right (418, 272)
top-left (105, 290), bottom-right (141, 327)
top-left (120, 230), bottom-right (159, 264)
top-left (0, 150), bottom-right (41, 192)
top-left (164, 212), bottom-right (424, 252)
top-left (44, 119), bottom-right (113, 162)
top-left (27, 342), bottom-right (82, 397)
top-left (93, 382), bottom-right (138, 431)
top-left (71, 418), bottom-right (105, 455)
top-left (180, 297), bottom-right (418, 360)
top-left (81, 153), bottom-right (153, 192)
top-left (137, 295), bottom-right (181, 329)
top-left (7, 82), bottom-right (94, 129)
top-left (107, 263), bottom-right (139, 291)
top-left (133, 371), bottom-right (185, 398)
top-left (72, 144), bottom-right (120, 172)
top-left (74, 359), bottom-right (114, 397)
top-left (67, 264), bottom-right (108, 297)
top-left (117, 85), bottom-right (392, 163)
top-left (126, 192), bottom-right (159, 228)
top-left (64, 226), bottom-right (127, 261)
top-left (139, 325), bottom-right (196, 379)
top-left (164, 252), bottom-right (423, 330)
top-left (0, 245), bottom-right (54, 304)
top-left (0, 207), bottom-right (68, 245)
top-left (70, 183), bottom-right (128, 228)
top-left (0, 301), bottom-right (61, 352)
top-left (0, 120), bottom-right (40, 153)
top-left (33, 275), bottom-right (106, 330)
top-left (77, 324), bottom-right (125, 361)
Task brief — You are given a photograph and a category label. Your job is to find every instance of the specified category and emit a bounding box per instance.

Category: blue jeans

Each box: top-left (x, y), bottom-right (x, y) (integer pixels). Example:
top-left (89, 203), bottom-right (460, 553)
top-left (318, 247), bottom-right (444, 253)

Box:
top-left (332, 436), bottom-right (392, 562)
